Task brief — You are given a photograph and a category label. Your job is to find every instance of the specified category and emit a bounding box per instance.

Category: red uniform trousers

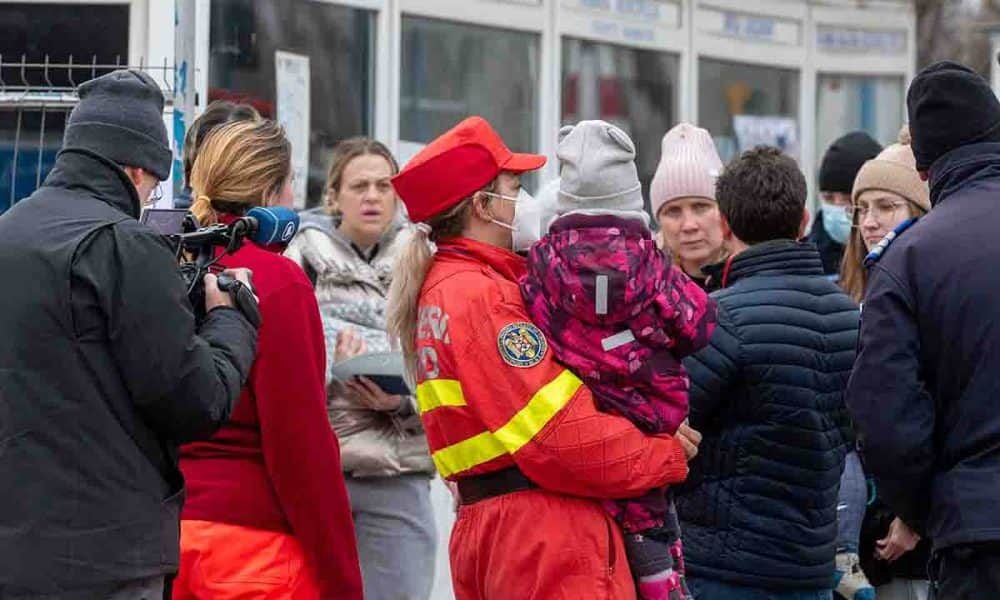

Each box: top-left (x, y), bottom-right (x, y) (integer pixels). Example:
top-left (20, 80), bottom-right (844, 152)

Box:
top-left (450, 489), bottom-right (636, 600)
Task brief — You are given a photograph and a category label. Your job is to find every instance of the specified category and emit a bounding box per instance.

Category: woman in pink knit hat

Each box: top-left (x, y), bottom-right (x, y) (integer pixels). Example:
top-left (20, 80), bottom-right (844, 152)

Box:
top-left (651, 124), bottom-right (727, 290)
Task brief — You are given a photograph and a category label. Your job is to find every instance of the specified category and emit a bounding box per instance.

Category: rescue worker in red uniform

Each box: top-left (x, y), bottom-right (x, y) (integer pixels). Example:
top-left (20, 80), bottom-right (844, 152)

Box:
top-left (386, 116), bottom-right (700, 599)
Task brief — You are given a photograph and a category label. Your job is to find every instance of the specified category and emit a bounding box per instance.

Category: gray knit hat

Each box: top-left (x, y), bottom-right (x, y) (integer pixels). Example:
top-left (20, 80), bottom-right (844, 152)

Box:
top-left (556, 120), bottom-right (643, 215)
top-left (62, 69), bottom-right (172, 180)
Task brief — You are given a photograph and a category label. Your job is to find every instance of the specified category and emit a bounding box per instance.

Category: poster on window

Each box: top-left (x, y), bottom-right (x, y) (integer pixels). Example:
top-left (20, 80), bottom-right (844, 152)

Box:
top-left (732, 115), bottom-right (800, 161)
top-left (275, 50), bottom-right (311, 208)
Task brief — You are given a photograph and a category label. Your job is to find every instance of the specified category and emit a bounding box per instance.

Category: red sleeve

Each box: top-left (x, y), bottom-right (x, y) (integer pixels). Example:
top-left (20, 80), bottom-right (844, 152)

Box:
top-left (253, 280), bottom-right (363, 599)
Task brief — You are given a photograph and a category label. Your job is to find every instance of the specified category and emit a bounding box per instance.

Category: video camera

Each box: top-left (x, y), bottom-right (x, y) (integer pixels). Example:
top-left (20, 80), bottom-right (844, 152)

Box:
top-left (140, 206), bottom-right (301, 327)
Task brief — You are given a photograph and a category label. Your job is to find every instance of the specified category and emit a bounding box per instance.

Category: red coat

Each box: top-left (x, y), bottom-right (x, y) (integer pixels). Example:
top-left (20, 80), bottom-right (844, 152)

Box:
top-left (415, 237), bottom-right (689, 599)
top-left (180, 231), bottom-right (362, 599)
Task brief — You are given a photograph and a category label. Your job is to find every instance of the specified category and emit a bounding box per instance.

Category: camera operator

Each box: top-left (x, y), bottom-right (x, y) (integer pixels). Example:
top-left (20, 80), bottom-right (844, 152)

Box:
top-left (0, 70), bottom-right (259, 599)
top-left (172, 119), bottom-right (362, 599)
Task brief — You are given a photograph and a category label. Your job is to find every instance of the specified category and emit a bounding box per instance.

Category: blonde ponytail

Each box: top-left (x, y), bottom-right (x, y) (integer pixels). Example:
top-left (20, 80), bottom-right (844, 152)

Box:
top-left (189, 120), bottom-right (291, 226)
top-left (387, 197), bottom-right (476, 381)
top-left (387, 224), bottom-right (435, 381)
top-left (190, 194), bottom-right (217, 226)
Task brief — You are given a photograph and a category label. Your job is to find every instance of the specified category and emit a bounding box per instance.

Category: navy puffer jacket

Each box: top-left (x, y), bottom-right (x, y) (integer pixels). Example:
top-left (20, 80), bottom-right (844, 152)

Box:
top-left (676, 240), bottom-right (858, 590)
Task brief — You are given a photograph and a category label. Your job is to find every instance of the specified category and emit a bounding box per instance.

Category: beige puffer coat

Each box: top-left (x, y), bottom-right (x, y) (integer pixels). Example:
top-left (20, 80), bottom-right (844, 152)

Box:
top-left (284, 208), bottom-right (434, 478)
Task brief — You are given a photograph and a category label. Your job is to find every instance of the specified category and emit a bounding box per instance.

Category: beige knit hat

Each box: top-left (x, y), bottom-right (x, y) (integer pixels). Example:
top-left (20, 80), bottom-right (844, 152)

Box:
top-left (650, 123), bottom-right (724, 219)
top-left (852, 126), bottom-right (930, 212)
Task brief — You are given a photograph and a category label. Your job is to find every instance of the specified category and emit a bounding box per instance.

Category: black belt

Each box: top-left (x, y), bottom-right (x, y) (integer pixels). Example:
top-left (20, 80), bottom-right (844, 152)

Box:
top-left (457, 467), bottom-right (538, 505)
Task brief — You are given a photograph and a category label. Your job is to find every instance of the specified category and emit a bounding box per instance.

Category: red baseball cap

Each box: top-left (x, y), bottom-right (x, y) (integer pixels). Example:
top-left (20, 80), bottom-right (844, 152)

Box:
top-left (392, 116), bottom-right (546, 223)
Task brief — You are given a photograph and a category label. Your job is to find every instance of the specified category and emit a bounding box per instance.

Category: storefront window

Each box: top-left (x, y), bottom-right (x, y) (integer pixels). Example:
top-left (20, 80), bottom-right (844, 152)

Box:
top-left (561, 38), bottom-right (680, 212)
top-left (400, 16), bottom-right (539, 157)
top-left (816, 74), bottom-right (904, 164)
top-left (0, 3), bottom-right (129, 211)
top-left (210, 0), bottom-right (375, 208)
top-left (698, 58), bottom-right (800, 163)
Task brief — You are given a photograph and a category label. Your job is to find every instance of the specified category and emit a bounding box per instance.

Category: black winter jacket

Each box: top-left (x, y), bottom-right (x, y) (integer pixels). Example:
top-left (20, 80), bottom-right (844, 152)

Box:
top-left (848, 142), bottom-right (1000, 551)
top-left (0, 149), bottom-right (257, 592)
top-left (677, 240), bottom-right (858, 590)
top-left (806, 210), bottom-right (845, 277)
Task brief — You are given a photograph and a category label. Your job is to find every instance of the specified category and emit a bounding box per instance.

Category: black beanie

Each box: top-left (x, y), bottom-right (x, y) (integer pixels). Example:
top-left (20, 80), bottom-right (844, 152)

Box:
top-left (818, 131), bottom-right (882, 194)
top-left (62, 69), bottom-right (172, 181)
top-left (907, 61), bottom-right (1000, 172)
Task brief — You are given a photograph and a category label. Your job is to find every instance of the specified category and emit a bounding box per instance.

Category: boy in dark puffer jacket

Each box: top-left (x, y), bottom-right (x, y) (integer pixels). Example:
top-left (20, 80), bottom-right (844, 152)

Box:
top-left (678, 146), bottom-right (858, 599)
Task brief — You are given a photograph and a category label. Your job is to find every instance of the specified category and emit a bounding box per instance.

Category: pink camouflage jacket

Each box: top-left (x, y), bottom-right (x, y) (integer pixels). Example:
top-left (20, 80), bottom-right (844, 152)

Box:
top-left (521, 213), bottom-right (716, 437)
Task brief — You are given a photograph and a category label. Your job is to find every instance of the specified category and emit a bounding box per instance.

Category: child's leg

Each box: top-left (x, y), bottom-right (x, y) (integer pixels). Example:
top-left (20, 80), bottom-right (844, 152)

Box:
top-left (627, 533), bottom-right (684, 600)
top-left (631, 495), bottom-right (695, 600)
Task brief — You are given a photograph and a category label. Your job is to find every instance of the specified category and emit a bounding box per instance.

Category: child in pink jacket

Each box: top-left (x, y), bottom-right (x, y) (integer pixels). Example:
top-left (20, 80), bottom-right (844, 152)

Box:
top-left (521, 121), bottom-right (716, 600)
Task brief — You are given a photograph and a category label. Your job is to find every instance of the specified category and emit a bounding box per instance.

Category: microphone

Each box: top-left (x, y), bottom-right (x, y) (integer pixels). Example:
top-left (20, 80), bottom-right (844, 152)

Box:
top-left (244, 206), bottom-right (300, 246)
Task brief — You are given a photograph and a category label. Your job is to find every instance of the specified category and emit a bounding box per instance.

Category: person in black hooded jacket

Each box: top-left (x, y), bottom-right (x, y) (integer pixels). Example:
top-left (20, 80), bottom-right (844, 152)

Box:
top-left (848, 61), bottom-right (1000, 599)
top-left (809, 132), bottom-right (883, 278)
top-left (0, 70), bottom-right (258, 598)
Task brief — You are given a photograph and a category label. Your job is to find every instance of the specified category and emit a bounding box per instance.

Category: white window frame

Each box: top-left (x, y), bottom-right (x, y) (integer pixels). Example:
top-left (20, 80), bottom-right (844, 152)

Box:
top-left (193, 0), bottom-right (389, 146)
top-left (4, 0), bottom-right (147, 66)
top-left (556, 0), bottom-right (688, 184)
top-left (809, 1), bottom-right (914, 209)
top-left (394, 0), bottom-right (549, 172)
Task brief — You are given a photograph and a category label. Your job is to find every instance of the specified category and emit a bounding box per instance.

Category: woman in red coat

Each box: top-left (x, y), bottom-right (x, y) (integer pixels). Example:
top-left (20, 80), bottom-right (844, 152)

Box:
top-left (172, 119), bottom-right (363, 599)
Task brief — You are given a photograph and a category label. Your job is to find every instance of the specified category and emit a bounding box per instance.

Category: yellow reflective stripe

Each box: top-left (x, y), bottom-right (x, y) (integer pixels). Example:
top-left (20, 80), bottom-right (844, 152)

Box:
top-left (432, 432), bottom-right (506, 478)
top-left (431, 369), bottom-right (583, 478)
top-left (416, 379), bottom-right (466, 414)
top-left (493, 369), bottom-right (582, 452)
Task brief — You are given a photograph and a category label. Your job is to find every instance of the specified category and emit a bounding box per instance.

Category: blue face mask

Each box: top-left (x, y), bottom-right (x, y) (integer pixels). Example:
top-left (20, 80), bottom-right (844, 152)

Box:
top-left (822, 203), bottom-right (852, 244)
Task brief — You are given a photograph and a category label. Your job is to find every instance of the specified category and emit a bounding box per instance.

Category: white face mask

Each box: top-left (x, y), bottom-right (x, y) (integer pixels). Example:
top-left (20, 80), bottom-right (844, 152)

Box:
top-left (483, 188), bottom-right (542, 253)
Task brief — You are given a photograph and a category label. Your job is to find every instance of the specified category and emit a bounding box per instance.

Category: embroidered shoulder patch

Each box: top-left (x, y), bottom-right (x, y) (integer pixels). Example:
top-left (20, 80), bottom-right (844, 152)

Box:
top-left (497, 322), bottom-right (548, 368)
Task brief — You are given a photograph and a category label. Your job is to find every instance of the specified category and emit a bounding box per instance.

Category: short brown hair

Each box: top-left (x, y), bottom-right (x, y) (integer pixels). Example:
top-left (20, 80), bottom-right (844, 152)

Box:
top-left (324, 138), bottom-right (399, 213)
top-left (716, 146), bottom-right (807, 244)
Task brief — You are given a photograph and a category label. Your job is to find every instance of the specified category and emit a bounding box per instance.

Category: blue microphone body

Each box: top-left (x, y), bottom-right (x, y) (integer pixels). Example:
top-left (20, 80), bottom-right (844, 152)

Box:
top-left (245, 206), bottom-right (300, 246)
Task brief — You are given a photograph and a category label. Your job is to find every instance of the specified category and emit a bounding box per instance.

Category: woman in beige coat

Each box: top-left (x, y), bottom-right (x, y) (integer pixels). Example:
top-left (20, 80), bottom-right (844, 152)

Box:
top-left (285, 138), bottom-right (436, 600)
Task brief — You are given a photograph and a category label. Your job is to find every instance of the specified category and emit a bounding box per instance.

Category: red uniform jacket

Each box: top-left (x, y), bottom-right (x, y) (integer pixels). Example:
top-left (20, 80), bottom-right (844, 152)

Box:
top-left (415, 236), bottom-right (689, 496)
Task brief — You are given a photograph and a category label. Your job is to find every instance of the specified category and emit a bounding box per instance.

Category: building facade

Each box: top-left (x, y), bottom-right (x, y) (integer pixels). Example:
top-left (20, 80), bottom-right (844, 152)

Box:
top-left (3, 0), bottom-right (916, 212)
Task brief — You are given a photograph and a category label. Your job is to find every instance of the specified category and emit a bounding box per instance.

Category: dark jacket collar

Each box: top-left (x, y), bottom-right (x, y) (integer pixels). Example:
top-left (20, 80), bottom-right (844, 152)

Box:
top-left (928, 141), bottom-right (1000, 207)
top-left (43, 148), bottom-right (141, 218)
top-left (706, 239), bottom-right (824, 289)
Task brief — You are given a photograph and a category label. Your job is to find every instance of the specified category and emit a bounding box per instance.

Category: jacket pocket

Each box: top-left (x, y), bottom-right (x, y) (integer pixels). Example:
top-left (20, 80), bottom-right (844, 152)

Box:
top-left (604, 516), bottom-right (619, 577)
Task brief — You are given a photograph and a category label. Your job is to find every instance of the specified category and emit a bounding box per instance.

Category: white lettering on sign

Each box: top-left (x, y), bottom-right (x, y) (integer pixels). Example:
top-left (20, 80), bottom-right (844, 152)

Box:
top-left (817, 27), bottom-right (906, 54)
top-left (568, 0), bottom-right (680, 27)
top-left (698, 6), bottom-right (801, 46)
top-left (417, 306), bottom-right (451, 344)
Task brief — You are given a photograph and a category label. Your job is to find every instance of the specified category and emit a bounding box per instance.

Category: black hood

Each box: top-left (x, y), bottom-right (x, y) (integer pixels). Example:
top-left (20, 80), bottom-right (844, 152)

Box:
top-left (43, 148), bottom-right (142, 219)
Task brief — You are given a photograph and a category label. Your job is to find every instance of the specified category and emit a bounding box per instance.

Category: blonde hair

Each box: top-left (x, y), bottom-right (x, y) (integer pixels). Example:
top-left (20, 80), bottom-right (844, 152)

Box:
top-left (189, 120), bottom-right (291, 225)
top-left (386, 183), bottom-right (495, 381)
top-left (324, 137), bottom-right (399, 215)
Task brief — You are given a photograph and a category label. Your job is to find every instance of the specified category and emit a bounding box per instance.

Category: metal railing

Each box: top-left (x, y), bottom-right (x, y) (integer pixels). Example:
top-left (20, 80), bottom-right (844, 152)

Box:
top-left (0, 55), bottom-right (176, 211)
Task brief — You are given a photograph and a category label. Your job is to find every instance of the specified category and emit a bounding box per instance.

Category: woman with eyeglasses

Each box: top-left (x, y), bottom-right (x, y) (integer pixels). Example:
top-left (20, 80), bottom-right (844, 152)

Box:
top-left (838, 126), bottom-right (933, 600)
